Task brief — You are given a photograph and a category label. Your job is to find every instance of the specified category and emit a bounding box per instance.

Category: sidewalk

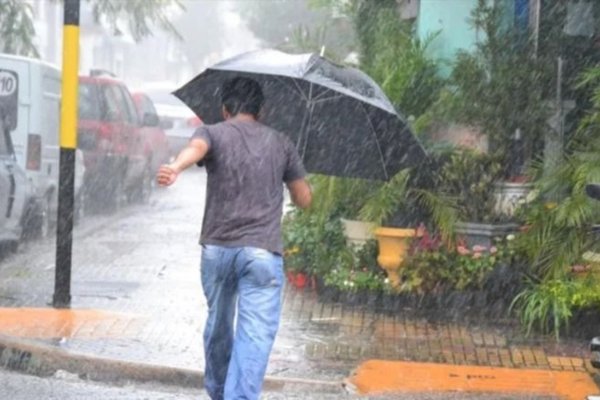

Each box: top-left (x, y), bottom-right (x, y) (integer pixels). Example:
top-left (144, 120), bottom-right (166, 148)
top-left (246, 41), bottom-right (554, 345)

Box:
top-left (0, 169), bottom-right (597, 398)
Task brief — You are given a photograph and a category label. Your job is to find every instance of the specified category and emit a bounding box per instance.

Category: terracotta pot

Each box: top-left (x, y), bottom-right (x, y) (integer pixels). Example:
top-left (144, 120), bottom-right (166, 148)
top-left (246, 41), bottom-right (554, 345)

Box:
top-left (374, 227), bottom-right (420, 288)
top-left (294, 272), bottom-right (307, 289)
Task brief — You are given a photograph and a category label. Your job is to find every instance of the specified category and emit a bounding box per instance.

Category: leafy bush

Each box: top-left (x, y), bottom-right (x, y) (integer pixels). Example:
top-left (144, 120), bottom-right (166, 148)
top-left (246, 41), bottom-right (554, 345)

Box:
top-left (323, 240), bottom-right (385, 292)
top-left (434, 149), bottom-right (504, 223)
top-left (401, 230), bottom-right (516, 293)
top-left (282, 208), bottom-right (347, 276)
top-left (511, 278), bottom-right (600, 340)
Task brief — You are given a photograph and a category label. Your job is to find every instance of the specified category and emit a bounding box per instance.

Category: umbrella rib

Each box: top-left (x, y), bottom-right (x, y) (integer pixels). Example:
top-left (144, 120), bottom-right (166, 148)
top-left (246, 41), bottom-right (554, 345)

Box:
top-left (359, 103), bottom-right (389, 181)
top-left (312, 94), bottom-right (346, 104)
top-left (311, 84), bottom-right (338, 101)
top-left (276, 76), bottom-right (308, 102)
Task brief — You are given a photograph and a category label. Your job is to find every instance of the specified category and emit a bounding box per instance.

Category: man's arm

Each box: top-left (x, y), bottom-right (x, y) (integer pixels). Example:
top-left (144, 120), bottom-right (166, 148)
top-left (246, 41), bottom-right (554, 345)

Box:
top-left (286, 178), bottom-right (312, 209)
top-left (157, 138), bottom-right (209, 186)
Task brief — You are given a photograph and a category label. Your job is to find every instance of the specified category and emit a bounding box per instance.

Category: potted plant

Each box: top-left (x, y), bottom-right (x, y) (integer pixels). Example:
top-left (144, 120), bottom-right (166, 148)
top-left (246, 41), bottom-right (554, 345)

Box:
top-left (309, 175), bottom-right (379, 248)
top-left (434, 148), bottom-right (519, 248)
top-left (356, 169), bottom-right (424, 288)
top-left (282, 206), bottom-right (348, 290)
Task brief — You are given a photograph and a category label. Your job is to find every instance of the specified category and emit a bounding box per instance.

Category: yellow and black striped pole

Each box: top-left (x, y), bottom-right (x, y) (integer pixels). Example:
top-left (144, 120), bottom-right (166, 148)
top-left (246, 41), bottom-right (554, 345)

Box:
top-left (53, 0), bottom-right (80, 308)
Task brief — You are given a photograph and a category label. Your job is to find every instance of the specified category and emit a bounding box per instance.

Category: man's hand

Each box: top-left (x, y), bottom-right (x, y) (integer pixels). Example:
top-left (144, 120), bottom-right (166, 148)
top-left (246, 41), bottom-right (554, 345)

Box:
top-left (157, 165), bottom-right (179, 187)
top-left (156, 138), bottom-right (210, 187)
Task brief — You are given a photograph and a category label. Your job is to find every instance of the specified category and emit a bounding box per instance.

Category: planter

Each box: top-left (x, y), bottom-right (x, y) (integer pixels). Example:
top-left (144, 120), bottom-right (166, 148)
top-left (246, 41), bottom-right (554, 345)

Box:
top-left (365, 291), bottom-right (382, 311)
top-left (454, 221), bottom-right (518, 248)
top-left (494, 181), bottom-right (534, 217)
top-left (374, 227), bottom-right (420, 288)
top-left (286, 272), bottom-right (308, 289)
top-left (341, 218), bottom-right (375, 248)
top-left (381, 293), bottom-right (399, 314)
top-left (318, 285), bottom-right (341, 303)
top-left (341, 290), bottom-right (367, 307)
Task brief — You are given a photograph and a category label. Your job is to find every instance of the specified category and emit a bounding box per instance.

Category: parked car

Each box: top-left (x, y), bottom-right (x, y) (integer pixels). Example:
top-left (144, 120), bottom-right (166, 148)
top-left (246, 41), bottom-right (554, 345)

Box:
top-left (138, 84), bottom-right (201, 157)
top-left (131, 92), bottom-right (170, 172)
top-left (77, 72), bottom-right (154, 210)
top-left (0, 53), bottom-right (85, 237)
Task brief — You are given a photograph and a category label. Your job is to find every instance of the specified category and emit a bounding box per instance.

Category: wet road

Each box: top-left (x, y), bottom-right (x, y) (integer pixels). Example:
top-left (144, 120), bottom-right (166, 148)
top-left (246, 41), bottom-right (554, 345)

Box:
top-left (0, 369), bottom-right (560, 400)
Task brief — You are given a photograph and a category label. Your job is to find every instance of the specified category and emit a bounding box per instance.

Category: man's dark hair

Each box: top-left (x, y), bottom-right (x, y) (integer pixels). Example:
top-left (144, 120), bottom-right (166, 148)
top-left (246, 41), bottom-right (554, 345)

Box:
top-left (221, 77), bottom-right (264, 117)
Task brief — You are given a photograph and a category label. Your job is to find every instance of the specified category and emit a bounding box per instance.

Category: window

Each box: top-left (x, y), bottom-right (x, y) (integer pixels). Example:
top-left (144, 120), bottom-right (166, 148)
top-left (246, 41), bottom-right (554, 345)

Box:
top-left (118, 86), bottom-right (139, 125)
top-left (141, 95), bottom-right (158, 116)
top-left (78, 83), bottom-right (100, 120)
top-left (101, 85), bottom-right (123, 122)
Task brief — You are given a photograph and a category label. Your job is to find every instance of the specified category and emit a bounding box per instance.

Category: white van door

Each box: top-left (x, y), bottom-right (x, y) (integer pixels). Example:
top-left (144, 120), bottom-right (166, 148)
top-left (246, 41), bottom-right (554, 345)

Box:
top-left (0, 68), bottom-right (26, 240)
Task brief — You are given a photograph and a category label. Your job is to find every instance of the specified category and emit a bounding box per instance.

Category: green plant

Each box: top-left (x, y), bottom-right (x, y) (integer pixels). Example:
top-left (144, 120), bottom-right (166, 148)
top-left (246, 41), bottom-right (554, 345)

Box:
top-left (282, 208), bottom-right (347, 276)
top-left (508, 66), bottom-right (600, 340)
top-left (511, 278), bottom-right (600, 340)
top-left (513, 65), bottom-right (600, 279)
top-left (358, 169), bottom-right (410, 226)
top-left (310, 175), bottom-right (378, 221)
top-left (453, 244), bottom-right (498, 290)
top-left (400, 231), bottom-right (507, 294)
top-left (323, 240), bottom-right (385, 292)
top-left (434, 148), bottom-right (504, 223)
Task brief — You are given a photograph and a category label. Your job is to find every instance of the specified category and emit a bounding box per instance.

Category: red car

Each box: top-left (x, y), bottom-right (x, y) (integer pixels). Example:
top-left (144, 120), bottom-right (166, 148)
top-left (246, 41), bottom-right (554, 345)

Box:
top-left (77, 72), bottom-right (156, 209)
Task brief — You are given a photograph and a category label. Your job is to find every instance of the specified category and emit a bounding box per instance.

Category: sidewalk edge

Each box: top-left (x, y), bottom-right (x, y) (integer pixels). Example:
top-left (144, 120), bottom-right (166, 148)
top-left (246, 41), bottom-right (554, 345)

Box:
top-left (0, 334), bottom-right (344, 393)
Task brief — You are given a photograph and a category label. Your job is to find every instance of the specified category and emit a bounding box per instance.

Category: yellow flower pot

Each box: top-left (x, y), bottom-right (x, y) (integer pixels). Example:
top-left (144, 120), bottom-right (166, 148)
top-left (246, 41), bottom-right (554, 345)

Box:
top-left (374, 227), bottom-right (419, 288)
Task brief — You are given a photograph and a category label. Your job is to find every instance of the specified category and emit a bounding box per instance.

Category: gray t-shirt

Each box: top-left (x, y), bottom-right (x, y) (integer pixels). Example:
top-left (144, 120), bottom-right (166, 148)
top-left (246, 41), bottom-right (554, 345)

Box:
top-left (193, 119), bottom-right (306, 254)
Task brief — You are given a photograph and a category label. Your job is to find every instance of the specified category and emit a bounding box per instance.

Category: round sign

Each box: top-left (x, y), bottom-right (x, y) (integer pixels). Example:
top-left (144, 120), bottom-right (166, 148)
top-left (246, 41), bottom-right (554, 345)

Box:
top-left (0, 71), bottom-right (17, 96)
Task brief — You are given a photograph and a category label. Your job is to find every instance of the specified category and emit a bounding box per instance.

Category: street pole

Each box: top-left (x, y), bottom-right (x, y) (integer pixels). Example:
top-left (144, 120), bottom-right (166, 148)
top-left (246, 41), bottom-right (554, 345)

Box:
top-left (53, 0), bottom-right (80, 308)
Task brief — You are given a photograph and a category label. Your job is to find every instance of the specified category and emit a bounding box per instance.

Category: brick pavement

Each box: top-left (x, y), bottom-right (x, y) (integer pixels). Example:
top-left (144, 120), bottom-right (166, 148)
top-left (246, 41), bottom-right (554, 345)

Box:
top-left (283, 287), bottom-right (595, 375)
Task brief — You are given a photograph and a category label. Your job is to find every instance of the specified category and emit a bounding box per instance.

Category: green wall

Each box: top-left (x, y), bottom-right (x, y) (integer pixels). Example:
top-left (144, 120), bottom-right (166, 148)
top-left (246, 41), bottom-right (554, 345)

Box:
top-left (417, 0), bottom-right (513, 76)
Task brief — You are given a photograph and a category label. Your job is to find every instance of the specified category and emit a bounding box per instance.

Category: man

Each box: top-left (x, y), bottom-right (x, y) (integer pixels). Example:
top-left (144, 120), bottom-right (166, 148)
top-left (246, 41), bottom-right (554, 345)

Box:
top-left (156, 77), bottom-right (312, 400)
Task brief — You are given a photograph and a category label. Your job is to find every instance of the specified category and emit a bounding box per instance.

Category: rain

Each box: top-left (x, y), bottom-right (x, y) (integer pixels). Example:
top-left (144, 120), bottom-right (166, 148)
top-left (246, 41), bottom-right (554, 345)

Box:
top-left (0, 1), bottom-right (599, 399)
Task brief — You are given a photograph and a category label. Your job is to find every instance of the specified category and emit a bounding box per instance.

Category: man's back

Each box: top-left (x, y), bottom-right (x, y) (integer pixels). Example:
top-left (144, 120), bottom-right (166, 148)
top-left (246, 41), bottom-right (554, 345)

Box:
top-left (195, 119), bottom-right (305, 254)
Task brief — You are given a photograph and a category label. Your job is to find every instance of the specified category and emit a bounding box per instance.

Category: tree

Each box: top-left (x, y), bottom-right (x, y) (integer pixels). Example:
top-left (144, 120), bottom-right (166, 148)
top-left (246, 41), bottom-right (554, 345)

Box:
top-left (0, 0), bottom-right (183, 58)
top-left (88, 0), bottom-right (182, 41)
top-left (0, 1), bottom-right (38, 57)
top-left (233, 0), bottom-right (354, 58)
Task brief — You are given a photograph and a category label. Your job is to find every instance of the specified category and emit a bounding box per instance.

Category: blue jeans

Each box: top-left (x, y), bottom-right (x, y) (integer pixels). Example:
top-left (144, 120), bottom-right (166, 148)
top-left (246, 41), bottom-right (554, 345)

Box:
top-left (200, 244), bottom-right (284, 400)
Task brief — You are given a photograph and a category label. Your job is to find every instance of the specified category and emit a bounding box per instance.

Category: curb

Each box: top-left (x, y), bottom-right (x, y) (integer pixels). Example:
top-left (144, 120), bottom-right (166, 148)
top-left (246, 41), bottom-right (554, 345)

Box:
top-left (0, 334), bottom-right (345, 393)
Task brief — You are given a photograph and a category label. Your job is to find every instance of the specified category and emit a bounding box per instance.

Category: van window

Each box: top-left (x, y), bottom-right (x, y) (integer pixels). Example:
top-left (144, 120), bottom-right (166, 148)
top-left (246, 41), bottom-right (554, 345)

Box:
top-left (78, 83), bottom-right (100, 120)
top-left (43, 77), bottom-right (60, 146)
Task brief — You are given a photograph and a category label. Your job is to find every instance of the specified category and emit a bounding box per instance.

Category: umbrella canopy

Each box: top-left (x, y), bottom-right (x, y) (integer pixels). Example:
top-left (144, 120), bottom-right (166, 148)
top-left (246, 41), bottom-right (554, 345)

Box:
top-left (174, 49), bottom-right (428, 181)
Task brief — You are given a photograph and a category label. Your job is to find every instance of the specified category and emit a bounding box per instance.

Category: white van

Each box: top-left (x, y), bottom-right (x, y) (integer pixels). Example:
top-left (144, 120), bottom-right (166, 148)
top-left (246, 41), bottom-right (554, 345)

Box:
top-left (0, 53), bottom-right (84, 237)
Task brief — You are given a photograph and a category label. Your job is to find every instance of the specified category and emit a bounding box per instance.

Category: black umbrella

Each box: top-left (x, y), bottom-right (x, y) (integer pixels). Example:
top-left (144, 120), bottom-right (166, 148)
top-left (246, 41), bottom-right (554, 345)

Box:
top-left (174, 49), bottom-right (428, 181)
